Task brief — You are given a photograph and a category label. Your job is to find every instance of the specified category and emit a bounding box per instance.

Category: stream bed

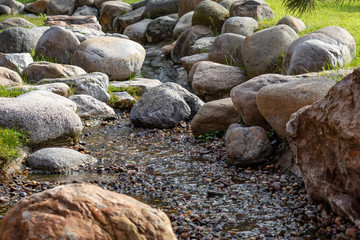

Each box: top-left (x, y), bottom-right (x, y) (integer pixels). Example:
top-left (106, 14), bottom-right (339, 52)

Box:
top-left (0, 111), bottom-right (356, 239)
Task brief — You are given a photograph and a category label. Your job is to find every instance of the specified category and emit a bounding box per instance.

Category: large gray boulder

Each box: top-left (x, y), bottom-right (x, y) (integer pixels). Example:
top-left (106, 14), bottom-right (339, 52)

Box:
top-left (282, 26), bottom-right (356, 75)
top-left (0, 27), bottom-right (41, 53)
top-left (0, 0), bottom-right (24, 14)
top-left (221, 16), bottom-right (257, 36)
top-left (242, 24), bottom-right (298, 78)
top-left (0, 53), bottom-right (33, 75)
top-left (146, 14), bottom-right (177, 44)
top-left (47, 0), bottom-right (77, 15)
top-left (142, 0), bottom-right (180, 19)
top-left (72, 37), bottom-right (145, 81)
top-left (130, 82), bottom-right (204, 128)
top-left (230, 0), bottom-right (273, 20)
top-left (173, 11), bottom-right (193, 39)
top-left (0, 98), bottom-right (82, 148)
top-left (27, 148), bottom-right (97, 173)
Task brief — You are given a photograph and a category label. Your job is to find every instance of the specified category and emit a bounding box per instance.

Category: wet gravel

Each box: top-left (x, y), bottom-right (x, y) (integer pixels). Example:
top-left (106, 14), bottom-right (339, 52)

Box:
top-left (1, 111), bottom-right (359, 239)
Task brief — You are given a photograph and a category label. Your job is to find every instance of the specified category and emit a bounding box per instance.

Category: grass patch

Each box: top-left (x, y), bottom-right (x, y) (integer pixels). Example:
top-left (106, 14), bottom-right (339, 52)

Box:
top-left (0, 128), bottom-right (28, 170)
top-left (259, 0), bottom-right (360, 68)
top-left (0, 14), bottom-right (46, 27)
top-left (0, 86), bottom-right (25, 98)
top-left (108, 85), bottom-right (143, 100)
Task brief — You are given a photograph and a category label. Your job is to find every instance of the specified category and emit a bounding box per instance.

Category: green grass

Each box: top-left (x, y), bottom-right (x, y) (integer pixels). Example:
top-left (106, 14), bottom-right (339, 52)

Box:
top-left (108, 85), bottom-right (143, 100)
top-left (0, 128), bottom-right (28, 169)
top-left (259, 0), bottom-right (360, 68)
top-left (0, 14), bottom-right (46, 27)
top-left (0, 86), bottom-right (25, 98)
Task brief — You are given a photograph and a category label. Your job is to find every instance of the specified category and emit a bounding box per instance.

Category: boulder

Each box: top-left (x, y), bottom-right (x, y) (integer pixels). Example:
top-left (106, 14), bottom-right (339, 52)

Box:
top-left (112, 91), bottom-right (137, 109)
top-left (242, 24), bottom-right (298, 78)
top-left (192, 0), bottom-right (229, 33)
top-left (11, 83), bottom-right (70, 96)
top-left (142, 0), bottom-right (180, 19)
top-left (25, 0), bottom-right (49, 14)
top-left (0, 184), bottom-right (177, 239)
top-left (73, 6), bottom-right (99, 18)
top-left (69, 94), bottom-right (116, 119)
top-left (191, 97), bottom-right (239, 137)
top-left (208, 33), bottom-right (245, 66)
top-left (256, 76), bottom-right (335, 137)
top-left (0, 27), bottom-right (41, 53)
top-left (133, 0), bottom-right (148, 9)
top-left (286, 68), bottom-right (360, 224)
top-left (23, 61), bottom-right (86, 83)
top-left (180, 52), bottom-right (208, 73)
top-left (38, 72), bottom-right (110, 102)
top-left (0, 53), bottom-right (33, 75)
top-left (173, 11), bottom-right (193, 39)
top-left (46, 15), bottom-right (102, 31)
top-left (0, 4), bottom-right (11, 14)
top-left (171, 25), bottom-right (213, 63)
top-left (47, 0), bottom-right (77, 15)
top-left (0, 98), bottom-right (82, 148)
top-left (72, 37), bottom-right (145, 81)
top-left (191, 36), bottom-right (214, 54)
top-left (0, 0), bottom-right (24, 14)
top-left (230, 0), bottom-right (274, 20)
top-left (0, 66), bottom-right (22, 86)
top-left (276, 15), bottom-right (305, 33)
top-left (99, 1), bottom-right (132, 32)
top-left (117, 6), bottom-right (145, 31)
top-left (0, 17), bottom-right (36, 30)
top-left (123, 18), bottom-right (152, 44)
top-left (282, 26), bottom-right (356, 75)
top-left (221, 16), bottom-right (257, 36)
top-left (28, 148), bottom-right (97, 173)
top-left (146, 14), bottom-right (177, 44)
top-left (178, 0), bottom-right (202, 18)
top-left (35, 27), bottom-right (80, 64)
top-left (225, 123), bottom-right (273, 166)
top-left (191, 61), bottom-right (247, 101)
top-left (110, 77), bottom-right (162, 92)
top-left (130, 82), bottom-right (204, 128)
top-left (78, 0), bottom-right (94, 6)
top-left (65, 25), bottom-right (105, 42)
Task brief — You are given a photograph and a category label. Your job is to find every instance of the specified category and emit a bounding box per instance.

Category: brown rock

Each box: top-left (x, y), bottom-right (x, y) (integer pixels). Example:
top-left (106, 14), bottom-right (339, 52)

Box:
top-left (25, 0), bottom-right (49, 14)
top-left (286, 68), bottom-right (360, 224)
top-left (0, 66), bottom-right (22, 86)
top-left (276, 15), bottom-right (305, 33)
top-left (256, 76), bottom-right (334, 137)
top-left (0, 183), bottom-right (177, 240)
top-left (46, 15), bottom-right (101, 31)
top-left (178, 0), bottom-right (203, 18)
top-left (99, 1), bottom-right (132, 32)
top-left (191, 97), bottom-right (239, 137)
top-left (180, 53), bottom-right (208, 74)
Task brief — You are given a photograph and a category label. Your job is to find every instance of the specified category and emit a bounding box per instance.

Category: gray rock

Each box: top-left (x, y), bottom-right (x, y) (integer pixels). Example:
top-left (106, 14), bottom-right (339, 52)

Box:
top-left (72, 5), bottom-right (99, 18)
top-left (0, 4), bottom-right (11, 14)
top-left (47, 0), bottom-right (77, 15)
top-left (0, 0), bottom-right (24, 14)
top-left (173, 11), bottom-right (193, 39)
top-left (130, 82), bottom-right (203, 128)
top-left (117, 6), bottom-right (145, 31)
top-left (110, 78), bottom-right (162, 92)
top-left (123, 18), bottom-right (152, 44)
top-left (226, 124), bottom-right (273, 166)
top-left (242, 24), bottom-right (298, 78)
top-left (180, 53), bottom-right (208, 73)
top-left (0, 27), bottom-right (42, 53)
top-left (27, 148), bottom-right (97, 173)
top-left (0, 66), bottom-right (22, 86)
top-left (11, 83), bottom-right (70, 96)
top-left (112, 91), bottom-right (136, 109)
top-left (0, 53), bottom-right (33, 75)
top-left (221, 16), bottom-right (257, 36)
top-left (230, 0), bottom-right (273, 20)
top-left (142, 0), bottom-right (180, 19)
top-left (276, 15), bottom-right (305, 33)
top-left (38, 72), bottom-right (110, 102)
top-left (0, 17), bottom-right (36, 30)
top-left (0, 98), bottom-right (82, 148)
top-left (69, 94), bottom-right (116, 119)
top-left (146, 14), bottom-right (177, 44)
top-left (191, 36), bottom-right (215, 54)
top-left (99, 1), bottom-right (132, 32)
top-left (35, 27), bottom-right (80, 64)
top-left (64, 26), bottom-right (105, 42)
top-left (133, 0), bottom-right (148, 9)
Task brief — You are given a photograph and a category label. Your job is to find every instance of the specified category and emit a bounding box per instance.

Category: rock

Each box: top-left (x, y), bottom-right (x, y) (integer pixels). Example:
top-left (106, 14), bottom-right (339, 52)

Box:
top-left (256, 76), bottom-right (335, 137)
top-left (178, 0), bottom-right (202, 17)
top-left (171, 25), bottom-right (213, 63)
top-left (221, 16), bottom-right (257, 36)
top-left (191, 97), bottom-right (239, 137)
top-left (38, 72), bottom-right (110, 102)
top-left (0, 0), bottom-right (24, 14)
top-left (11, 83), bottom-right (70, 96)
top-left (130, 82), bottom-right (204, 128)
top-left (230, 73), bottom-right (311, 129)
top-left (191, 61), bottom-right (247, 101)
top-left (69, 94), bottom-right (116, 119)
top-left (226, 123), bottom-right (273, 166)
top-left (0, 66), bottom-right (22, 86)
top-left (191, 36), bottom-right (214, 54)
top-left (208, 33), bottom-right (245, 66)
top-left (0, 17), bottom-right (36, 30)
top-left (0, 98), bottom-right (82, 148)
top-left (242, 24), bottom-right (298, 78)
top-left (180, 53), bottom-right (208, 73)
top-left (117, 6), bottom-right (144, 31)
top-left (192, 0), bottom-right (229, 33)
top-left (73, 37), bottom-right (145, 81)
top-left (99, 1), bottom-right (132, 32)
top-left (282, 26), bottom-right (356, 75)
top-left (146, 14), bottom-right (177, 44)
top-left (173, 11), bottom-right (193, 39)
top-left (73, 5), bottom-right (99, 18)
top-left (25, 0), bottom-right (49, 14)
top-left (0, 27), bottom-right (41, 53)
top-left (0, 53), bottom-right (33, 75)
top-left (0, 4), bottom-right (11, 14)
top-left (133, 0), bottom-right (148, 9)
top-left (276, 15), bottom-right (305, 33)
top-left (46, 15), bottom-right (102, 31)
top-left (142, 0), bottom-right (180, 19)
top-left (112, 91), bottom-right (137, 109)
top-left (64, 26), bottom-right (105, 42)
top-left (47, 0), bottom-right (77, 15)
top-left (78, 0), bottom-right (94, 6)
top-left (27, 148), bottom-right (97, 173)
top-left (110, 78), bottom-right (162, 92)
top-left (23, 61), bottom-right (86, 83)
top-left (230, 0), bottom-right (274, 20)
top-left (123, 18), bottom-right (152, 44)
top-left (35, 27), bottom-right (80, 64)
top-left (286, 68), bottom-right (360, 224)
top-left (0, 183), bottom-right (177, 239)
